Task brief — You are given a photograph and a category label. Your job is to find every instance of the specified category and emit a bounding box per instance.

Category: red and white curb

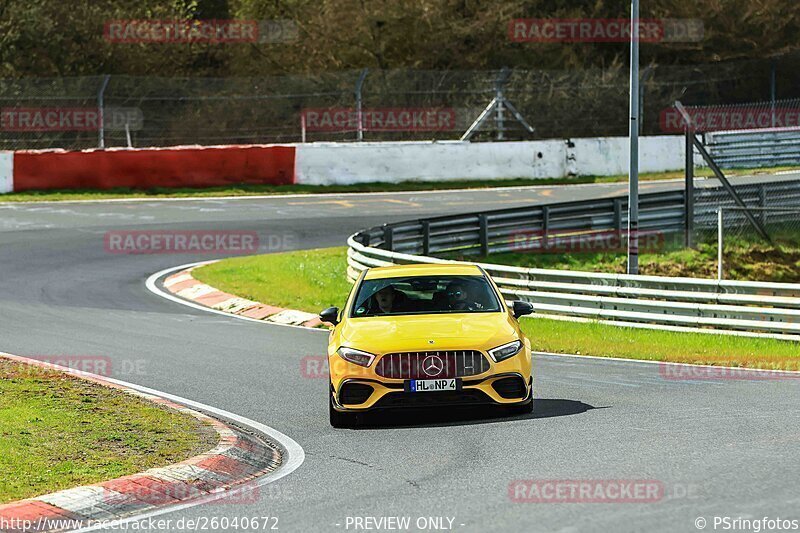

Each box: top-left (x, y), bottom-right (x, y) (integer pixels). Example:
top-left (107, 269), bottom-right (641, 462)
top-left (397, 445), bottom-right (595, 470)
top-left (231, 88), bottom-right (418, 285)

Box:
top-left (161, 264), bottom-right (323, 328)
top-left (0, 352), bottom-right (304, 533)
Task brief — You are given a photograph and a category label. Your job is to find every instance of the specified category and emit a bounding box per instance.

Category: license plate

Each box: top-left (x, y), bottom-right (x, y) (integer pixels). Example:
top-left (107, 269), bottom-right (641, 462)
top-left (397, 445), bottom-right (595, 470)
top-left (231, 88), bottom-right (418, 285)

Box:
top-left (409, 378), bottom-right (459, 392)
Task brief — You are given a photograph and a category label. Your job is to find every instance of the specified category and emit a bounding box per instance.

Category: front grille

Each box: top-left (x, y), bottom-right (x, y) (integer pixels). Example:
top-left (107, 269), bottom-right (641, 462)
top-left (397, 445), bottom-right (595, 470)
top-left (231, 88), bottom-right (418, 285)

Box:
top-left (375, 351), bottom-right (490, 379)
top-left (491, 376), bottom-right (527, 399)
top-left (339, 382), bottom-right (374, 405)
top-left (374, 389), bottom-right (493, 408)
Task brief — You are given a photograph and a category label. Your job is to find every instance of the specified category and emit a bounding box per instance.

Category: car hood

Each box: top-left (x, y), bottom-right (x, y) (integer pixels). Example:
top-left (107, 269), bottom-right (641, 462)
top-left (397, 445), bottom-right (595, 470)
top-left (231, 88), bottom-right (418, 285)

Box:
top-left (340, 312), bottom-right (518, 353)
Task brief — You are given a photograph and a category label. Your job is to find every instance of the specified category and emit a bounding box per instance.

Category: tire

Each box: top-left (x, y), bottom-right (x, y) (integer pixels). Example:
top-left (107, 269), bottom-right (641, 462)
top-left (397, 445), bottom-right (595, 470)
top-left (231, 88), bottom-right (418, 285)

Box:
top-left (329, 391), bottom-right (359, 428)
top-left (505, 384), bottom-right (534, 416)
top-left (507, 397), bottom-right (534, 416)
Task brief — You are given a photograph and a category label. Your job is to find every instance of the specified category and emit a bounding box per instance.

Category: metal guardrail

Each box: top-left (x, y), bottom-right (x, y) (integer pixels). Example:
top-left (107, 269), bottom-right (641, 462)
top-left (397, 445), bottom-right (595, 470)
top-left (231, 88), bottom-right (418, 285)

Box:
top-left (705, 128), bottom-right (800, 168)
top-left (354, 189), bottom-right (690, 257)
top-left (347, 180), bottom-right (800, 340)
top-left (354, 180), bottom-right (800, 257)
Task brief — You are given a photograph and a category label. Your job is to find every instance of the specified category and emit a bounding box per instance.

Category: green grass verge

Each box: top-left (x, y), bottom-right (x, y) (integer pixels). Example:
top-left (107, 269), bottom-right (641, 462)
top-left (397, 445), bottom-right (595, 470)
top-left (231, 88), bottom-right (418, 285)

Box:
top-left (2, 164), bottom-right (797, 202)
top-left (193, 247), bottom-right (353, 312)
top-left (0, 359), bottom-right (216, 504)
top-left (192, 247), bottom-right (800, 369)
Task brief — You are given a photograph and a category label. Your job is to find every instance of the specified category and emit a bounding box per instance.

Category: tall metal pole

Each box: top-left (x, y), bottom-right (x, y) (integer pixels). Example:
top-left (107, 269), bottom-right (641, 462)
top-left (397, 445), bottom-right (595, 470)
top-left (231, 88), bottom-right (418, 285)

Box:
top-left (627, 0), bottom-right (640, 274)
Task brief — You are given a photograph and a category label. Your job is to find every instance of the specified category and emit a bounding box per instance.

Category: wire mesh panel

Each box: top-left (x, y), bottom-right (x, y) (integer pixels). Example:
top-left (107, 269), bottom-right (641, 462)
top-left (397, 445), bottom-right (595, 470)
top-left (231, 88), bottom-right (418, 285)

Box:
top-left (716, 207), bottom-right (800, 282)
top-left (2, 57), bottom-right (795, 150)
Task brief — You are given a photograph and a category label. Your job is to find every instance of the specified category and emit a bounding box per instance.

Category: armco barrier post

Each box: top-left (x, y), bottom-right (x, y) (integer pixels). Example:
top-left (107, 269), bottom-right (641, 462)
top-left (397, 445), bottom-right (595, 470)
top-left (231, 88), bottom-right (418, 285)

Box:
top-left (542, 206), bottom-right (550, 249)
top-left (382, 225), bottom-right (394, 251)
top-left (422, 221), bottom-right (431, 256)
top-left (613, 198), bottom-right (623, 232)
top-left (479, 214), bottom-right (489, 256)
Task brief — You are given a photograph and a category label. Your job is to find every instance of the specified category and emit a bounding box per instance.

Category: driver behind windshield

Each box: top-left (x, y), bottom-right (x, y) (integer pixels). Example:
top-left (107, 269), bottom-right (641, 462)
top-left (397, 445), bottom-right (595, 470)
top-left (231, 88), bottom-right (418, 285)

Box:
top-left (446, 280), bottom-right (478, 311)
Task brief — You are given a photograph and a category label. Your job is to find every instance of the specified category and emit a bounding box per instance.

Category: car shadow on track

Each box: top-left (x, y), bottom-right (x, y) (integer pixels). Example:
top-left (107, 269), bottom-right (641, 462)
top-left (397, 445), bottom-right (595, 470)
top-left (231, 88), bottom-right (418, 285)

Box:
top-left (355, 399), bottom-right (601, 430)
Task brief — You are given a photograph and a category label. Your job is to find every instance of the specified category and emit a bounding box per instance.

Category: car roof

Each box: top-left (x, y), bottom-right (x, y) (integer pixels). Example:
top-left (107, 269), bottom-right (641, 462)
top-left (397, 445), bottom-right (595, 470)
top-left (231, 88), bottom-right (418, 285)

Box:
top-left (363, 263), bottom-right (484, 280)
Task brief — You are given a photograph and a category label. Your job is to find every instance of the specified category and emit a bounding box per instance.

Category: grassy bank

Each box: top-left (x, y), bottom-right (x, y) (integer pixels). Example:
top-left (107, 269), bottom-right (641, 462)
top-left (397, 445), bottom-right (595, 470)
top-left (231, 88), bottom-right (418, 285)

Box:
top-left (472, 236), bottom-right (800, 283)
top-left (0, 358), bottom-right (216, 504)
top-left (192, 247), bottom-right (800, 369)
top-left (2, 165), bottom-right (796, 202)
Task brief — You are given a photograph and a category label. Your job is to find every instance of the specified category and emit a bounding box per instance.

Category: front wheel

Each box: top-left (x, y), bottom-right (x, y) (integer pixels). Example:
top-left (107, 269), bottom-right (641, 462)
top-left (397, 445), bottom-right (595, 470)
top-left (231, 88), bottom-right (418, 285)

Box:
top-left (329, 391), bottom-right (360, 428)
top-left (506, 397), bottom-right (534, 416)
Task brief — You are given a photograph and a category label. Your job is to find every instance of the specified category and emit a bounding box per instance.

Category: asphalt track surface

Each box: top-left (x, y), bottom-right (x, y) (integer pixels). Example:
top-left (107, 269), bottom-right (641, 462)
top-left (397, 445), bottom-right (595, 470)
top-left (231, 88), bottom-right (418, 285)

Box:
top-left (1, 175), bottom-right (799, 533)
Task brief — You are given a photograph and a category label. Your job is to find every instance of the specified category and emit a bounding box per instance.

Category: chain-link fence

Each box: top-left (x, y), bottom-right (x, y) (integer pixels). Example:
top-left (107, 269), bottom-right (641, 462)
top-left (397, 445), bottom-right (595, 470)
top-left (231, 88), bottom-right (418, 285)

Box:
top-left (714, 207), bottom-right (800, 282)
top-left (1, 54), bottom-right (796, 150)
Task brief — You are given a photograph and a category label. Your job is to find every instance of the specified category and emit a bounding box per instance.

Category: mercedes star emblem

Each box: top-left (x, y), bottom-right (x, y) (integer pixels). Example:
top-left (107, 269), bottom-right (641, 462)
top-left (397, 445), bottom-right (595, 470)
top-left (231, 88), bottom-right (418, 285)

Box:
top-left (422, 355), bottom-right (444, 377)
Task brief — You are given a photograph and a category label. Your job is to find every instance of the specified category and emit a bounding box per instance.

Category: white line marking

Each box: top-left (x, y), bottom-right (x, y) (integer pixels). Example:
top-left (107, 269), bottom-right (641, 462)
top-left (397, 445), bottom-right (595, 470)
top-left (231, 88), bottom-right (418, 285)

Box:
top-left (0, 178), bottom-right (692, 206)
top-left (0, 351), bottom-right (306, 532)
top-left (533, 351), bottom-right (800, 375)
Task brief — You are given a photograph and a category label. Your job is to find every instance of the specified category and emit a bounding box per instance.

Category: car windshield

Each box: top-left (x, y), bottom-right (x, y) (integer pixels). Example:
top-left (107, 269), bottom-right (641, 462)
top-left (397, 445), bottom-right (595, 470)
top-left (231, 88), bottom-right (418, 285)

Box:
top-left (351, 275), bottom-right (502, 317)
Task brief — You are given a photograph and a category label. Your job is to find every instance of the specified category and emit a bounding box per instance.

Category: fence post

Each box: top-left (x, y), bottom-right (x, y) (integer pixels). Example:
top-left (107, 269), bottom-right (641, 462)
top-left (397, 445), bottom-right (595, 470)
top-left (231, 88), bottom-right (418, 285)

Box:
top-left (478, 214), bottom-right (489, 256)
top-left (495, 71), bottom-right (506, 141)
top-left (759, 183), bottom-right (767, 225)
top-left (355, 69), bottom-right (369, 142)
top-left (97, 75), bottom-right (111, 149)
top-left (717, 208), bottom-right (724, 281)
top-left (422, 221), bottom-right (431, 256)
top-left (685, 129), bottom-right (695, 247)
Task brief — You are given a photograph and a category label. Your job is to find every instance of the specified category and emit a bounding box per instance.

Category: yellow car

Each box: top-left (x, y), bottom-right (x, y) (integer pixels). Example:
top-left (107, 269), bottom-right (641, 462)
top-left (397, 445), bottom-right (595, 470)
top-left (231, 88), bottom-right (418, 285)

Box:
top-left (319, 263), bottom-right (534, 428)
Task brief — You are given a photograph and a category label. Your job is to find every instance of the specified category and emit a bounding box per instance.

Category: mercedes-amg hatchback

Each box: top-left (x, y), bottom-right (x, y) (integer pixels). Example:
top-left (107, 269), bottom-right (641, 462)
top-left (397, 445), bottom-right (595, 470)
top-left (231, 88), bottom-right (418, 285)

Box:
top-left (319, 263), bottom-right (534, 428)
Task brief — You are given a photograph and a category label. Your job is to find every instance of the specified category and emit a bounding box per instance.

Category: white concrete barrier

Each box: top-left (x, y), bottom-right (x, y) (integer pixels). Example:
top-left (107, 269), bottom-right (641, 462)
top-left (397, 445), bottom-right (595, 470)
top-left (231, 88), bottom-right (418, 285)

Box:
top-left (567, 136), bottom-right (684, 176)
top-left (294, 136), bottom-right (685, 185)
top-left (0, 152), bottom-right (13, 194)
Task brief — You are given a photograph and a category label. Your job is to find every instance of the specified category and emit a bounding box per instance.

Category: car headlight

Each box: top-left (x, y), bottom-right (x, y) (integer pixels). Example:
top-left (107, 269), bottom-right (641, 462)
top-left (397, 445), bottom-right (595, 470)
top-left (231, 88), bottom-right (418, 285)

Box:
top-left (488, 340), bottom-right (523, 362)
top-left (337, 347), bottom-right (376, 367)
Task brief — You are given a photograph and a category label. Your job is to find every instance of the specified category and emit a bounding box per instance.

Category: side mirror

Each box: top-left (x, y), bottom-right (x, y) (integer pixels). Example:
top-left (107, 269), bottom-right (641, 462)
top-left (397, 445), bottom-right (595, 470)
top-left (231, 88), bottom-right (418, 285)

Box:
top-left (512, 300), bottom-right (534, 319)
top-left (319, 306), bottom-right (340, 325)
